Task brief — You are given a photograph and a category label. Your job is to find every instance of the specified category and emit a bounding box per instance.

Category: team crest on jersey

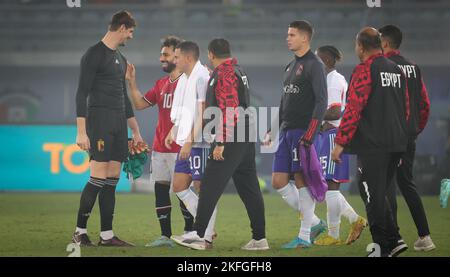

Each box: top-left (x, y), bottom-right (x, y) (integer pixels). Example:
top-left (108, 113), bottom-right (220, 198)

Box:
top-left (97, 139), bottom-right (105, 152)
top-left (295, 64), bottom-right (304, 76)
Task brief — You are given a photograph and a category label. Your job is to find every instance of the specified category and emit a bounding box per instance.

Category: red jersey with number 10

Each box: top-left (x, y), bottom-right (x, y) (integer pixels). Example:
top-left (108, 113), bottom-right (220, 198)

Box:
top-left (143, 75), bottom-right (181, 153)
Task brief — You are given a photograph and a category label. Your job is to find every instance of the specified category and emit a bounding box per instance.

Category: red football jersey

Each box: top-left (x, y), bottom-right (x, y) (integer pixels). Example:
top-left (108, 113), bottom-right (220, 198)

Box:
top-left (144, 75), bottom-right (181, 153)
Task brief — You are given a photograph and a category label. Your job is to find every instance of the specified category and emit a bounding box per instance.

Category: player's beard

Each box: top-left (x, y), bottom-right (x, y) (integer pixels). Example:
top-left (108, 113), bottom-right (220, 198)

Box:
top-left (162, 61), bottom-right (176, 73)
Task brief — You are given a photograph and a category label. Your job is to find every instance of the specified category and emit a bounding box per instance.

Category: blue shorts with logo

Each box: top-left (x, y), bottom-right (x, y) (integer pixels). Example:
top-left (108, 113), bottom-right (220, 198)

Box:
top-left (272, 128), bottom-right (321, 174)
top-left (174, 147), bottom-right (209, 181)
top-left (317, 128), bottom-right (350, 183)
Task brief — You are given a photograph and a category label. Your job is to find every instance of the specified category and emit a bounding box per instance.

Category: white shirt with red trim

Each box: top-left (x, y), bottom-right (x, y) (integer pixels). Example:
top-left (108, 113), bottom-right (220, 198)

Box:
top-left (325, 70), bottom-right (348, 127)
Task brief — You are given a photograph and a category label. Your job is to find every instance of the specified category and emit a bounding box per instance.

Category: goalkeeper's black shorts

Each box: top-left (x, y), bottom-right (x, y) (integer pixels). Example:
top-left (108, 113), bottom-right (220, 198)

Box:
top-left (86, 107), bottom-right (128, 163)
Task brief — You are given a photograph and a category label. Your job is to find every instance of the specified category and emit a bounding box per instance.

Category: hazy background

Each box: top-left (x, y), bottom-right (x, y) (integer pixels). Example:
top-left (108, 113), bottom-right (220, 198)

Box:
top-left (0, 0), bottom-right (448, 193)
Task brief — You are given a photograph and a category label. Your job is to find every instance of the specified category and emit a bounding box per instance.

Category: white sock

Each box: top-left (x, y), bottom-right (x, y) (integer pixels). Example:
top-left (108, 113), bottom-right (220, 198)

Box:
top-left (100, 230), bottom-right (114, 240)
top-left (176, 188), bottom-right (199, 217)
top-left (276, 182), bottom-right (300, 211)
top-left (311, 214), bottom-right (321, 226)
top-left (298, 187), bottom-right (320, 226)
top-left (204, 206), bottom-right (218, 242)
top-left (177, 188), bottom-right (217, 241)
top-left (75, 227), bottom-right (87, 235)
top-left (298, 187), bottom-right (316, 243)
top-left (339, 193), bottom-right (359, 223)
top-left (325, 191), bottom-right (341, 239)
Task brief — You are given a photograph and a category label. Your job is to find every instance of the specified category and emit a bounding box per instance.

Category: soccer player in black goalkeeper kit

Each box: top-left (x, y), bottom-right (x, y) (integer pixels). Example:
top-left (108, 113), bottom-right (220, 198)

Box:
top-left (72, 10), bottom-right (143, 247)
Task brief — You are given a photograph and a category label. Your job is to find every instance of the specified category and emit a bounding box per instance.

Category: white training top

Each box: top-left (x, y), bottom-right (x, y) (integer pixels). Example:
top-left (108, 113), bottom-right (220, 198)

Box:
top-left (325, 69), bottom-right (348, 127)
top-left (192, 75), bottom-right (209, 148)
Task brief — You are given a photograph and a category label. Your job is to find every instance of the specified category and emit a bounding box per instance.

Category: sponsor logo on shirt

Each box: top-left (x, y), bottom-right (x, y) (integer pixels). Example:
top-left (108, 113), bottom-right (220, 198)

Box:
top-left (283, 84), bottom-right (300, 94)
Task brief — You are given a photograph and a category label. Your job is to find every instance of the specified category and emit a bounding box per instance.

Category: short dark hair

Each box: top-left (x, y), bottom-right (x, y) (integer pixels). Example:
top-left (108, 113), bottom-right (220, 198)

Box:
top-left (109, 10), bottom-right (136, 31)
top-left (161, 35), bottom-right (183, 51)
top-left (379, 25), bottom-right (403, 49)
top-left (289, 20), bottom-right (314, 40)
top-left (317, 45), bottom-right (343, 64)
top-left (208, 38), bottom-right (231, 59)
top-left (357, 29), bottom-right (382, 51)
top-left (175, 41), bottom-right (200, 60)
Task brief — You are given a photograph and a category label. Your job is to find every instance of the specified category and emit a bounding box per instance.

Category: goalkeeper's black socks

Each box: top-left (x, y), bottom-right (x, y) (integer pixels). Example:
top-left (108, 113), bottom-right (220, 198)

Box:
top-left (76, 177), bottom-right (105, 229)
top-left (179, 196), bottom-right (194, 232)
top-left (99, 177), bottom-right (119, 232)
top-left (155, 182), bottom-right (172, 238)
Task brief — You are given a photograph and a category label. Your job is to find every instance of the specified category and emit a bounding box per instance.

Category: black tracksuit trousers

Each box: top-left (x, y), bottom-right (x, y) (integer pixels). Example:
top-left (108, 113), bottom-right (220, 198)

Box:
top-left (387, 138), bottom-right (431, 237)
top-left (193, 142), bottom-right (266, 241)
top-left (357, 152), bottom-right (402, 254)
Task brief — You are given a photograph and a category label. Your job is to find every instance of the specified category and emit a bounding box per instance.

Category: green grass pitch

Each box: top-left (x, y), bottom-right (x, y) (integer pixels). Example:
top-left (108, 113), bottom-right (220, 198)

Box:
top-left (0, 193), bottom-right (448, 257)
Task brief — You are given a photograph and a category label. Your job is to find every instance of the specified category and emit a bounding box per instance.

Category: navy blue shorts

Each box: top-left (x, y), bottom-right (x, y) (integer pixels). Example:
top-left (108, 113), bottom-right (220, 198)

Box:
top-left (318, 128), bottom-right (350, 183)
top-left (272, 128), bottom-right (321, 174)
top-left (174, 147), bottom-right (209, 181)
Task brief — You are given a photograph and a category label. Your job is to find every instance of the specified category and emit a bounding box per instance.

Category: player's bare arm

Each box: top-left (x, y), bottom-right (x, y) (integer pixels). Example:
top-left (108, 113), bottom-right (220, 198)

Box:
top-left (76, 117), bottom-right (90, 151)
top-left (331, 143), bottom-right (344, 164)
top-left (127, 117), bottom-right (143, 146)
top-left (322, 106), bottom-right (341, 131)
top-left (178, 126), bottom-right (194, 160)
top-left (164, 125), bottom-right (175, 149)
top-left (262, 131), bottom-right (272, 146)
top-left (180, 100), bottom-right (206, 160)
top-left (324, 106), bottom-right (341, 121)
top-left (125, 63), bottom-right (152, 110)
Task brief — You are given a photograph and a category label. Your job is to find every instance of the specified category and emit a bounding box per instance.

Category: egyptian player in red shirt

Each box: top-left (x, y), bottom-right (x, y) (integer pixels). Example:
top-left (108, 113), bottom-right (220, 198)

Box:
top-left (125, 36), bottom-right (195, 247)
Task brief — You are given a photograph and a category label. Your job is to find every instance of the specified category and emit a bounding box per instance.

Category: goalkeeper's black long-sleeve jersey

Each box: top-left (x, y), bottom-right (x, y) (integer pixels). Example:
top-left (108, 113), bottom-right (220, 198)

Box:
top-left (76, 41), bottom-right (134, 119)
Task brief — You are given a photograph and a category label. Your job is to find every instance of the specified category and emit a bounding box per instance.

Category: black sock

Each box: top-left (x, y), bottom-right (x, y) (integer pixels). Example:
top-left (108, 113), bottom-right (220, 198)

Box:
top-left (76, 177), bottom-right (105, 229)
top-left (178, 196), bottom-right (194, 232)
top-left (155, 182), bottom-right (172, 237)
top-left (99, 177), bottom-right (118, 232)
